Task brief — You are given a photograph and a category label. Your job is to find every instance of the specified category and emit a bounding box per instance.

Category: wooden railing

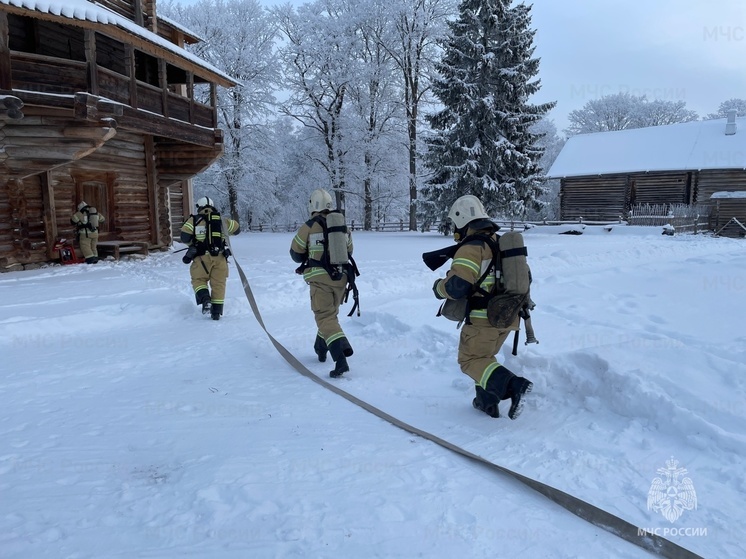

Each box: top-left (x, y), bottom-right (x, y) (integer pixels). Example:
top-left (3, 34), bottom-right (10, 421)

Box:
top-left (11, 52), bottom-right (214, 128)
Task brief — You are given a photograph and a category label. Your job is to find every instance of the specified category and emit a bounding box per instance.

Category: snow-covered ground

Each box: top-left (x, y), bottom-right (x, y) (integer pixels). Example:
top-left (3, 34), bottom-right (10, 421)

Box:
top-left (1, 226), bottom-right (744, 558)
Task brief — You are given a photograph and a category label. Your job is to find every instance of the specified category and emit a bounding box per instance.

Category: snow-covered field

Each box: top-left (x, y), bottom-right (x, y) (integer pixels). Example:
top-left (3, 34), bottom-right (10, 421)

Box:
top-left (1, 226), bottom-right (744, 559)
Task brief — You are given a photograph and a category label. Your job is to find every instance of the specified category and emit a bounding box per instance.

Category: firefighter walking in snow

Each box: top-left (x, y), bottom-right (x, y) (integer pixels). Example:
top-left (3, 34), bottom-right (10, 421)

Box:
top-left (290, 189), bottom-right (358, 378)
top-left (180, 197), bottom-right (240, 321)
top-left (70, 201), bottom-right (105, 264)
top-left (431, 195), bottom-right (533, 419)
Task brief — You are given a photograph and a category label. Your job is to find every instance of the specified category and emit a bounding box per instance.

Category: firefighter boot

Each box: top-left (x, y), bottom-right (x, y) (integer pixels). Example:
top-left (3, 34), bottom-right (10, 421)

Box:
top-left (506, 375), bottom-right (533, 420)
top-left (211, 303), bottom-right (223, 321)
top-left (472, 385), bottom-right (500, 418)
top-left (330, 356), bottom-right (349, 378)
top-left (328, 337), bottom-right (352, 378)
top-left (314, 334), bottom-right (328, 363)
top-left (196, 289), bottom-right (211, 315)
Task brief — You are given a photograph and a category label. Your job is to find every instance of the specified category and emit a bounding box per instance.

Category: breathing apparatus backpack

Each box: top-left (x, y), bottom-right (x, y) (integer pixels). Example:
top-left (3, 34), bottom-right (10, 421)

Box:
top-left (189, 211), bottom-right (227, 259)
top-left (422, 229), bottom-right (538, 353)
top-left (303, 211), bottom-right (361, 316)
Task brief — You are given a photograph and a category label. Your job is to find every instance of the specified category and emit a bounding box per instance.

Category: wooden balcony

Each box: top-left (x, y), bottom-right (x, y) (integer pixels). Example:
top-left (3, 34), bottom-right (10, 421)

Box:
top-left (8, 51), bottom-right (219, 145)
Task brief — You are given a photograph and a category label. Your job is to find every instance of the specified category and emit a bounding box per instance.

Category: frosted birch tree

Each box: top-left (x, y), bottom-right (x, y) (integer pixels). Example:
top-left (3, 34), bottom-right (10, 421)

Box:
top-left (275, 0), bottom-right (359, 211)
top-left (383, 0), bottom-right (454, 230)
top-left (161, 0), bottom-right (280, 224)
top-left (566, 93), bottom-right (698, 135)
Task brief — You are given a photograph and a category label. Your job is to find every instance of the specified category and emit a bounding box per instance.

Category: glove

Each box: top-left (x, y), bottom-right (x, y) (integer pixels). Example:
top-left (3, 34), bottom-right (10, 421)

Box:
top-left (433, 278), bottom-right (445, 300)
top-left (182, 245), bottom-right (198, 264)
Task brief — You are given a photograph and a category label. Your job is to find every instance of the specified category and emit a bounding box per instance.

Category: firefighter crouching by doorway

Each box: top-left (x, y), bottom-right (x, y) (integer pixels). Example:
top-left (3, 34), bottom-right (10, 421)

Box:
top-left (71, 201), bottom-right (105, 264)
top-left (180, 197), bottom-right (240, 321)
top-left (290, 188), bottom-right (355, 378)
top-left (432, 195), bottom-right (533, 420)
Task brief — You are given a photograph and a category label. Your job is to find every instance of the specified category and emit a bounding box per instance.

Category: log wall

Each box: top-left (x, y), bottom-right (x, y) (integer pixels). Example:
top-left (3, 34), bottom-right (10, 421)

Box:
top-left (560, 175), bottom-right (627, 221)
top-left (0, 175), bottom-right (45, 269)
top-left (697, 170), bottom-right (746, 235)
top-left (630, 172), bottom-right (690, 205)
top-left (96, 0), bottom-right (137, 22)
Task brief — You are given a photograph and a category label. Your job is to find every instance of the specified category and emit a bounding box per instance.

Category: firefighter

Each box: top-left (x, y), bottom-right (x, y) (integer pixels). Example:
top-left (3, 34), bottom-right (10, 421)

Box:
top-left (432, 195), bottom-right (533, 419)
top-left (70, 201), bottom-right (105, 264)
top-left (180, 197), bottom-right (240, 321)
top-left (290, 189), bottom-right (354, 378)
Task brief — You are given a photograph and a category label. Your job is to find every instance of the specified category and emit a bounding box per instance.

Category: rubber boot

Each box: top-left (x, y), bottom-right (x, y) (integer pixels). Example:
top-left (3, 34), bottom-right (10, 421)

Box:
top-left (506, 375), bottom-right (533, 420)
top-left (330, 355), bottom-right (349, 378)
top-left (211, 303), bottom-right (223, 321)
top-left (314, 334), bottom-right (328, 363)
top-left (196, 289), bottom-right (211, 314)
top-left (472, 385), bottom-right (500, 418)
top-left (327, 338), bottom-right (352, 377)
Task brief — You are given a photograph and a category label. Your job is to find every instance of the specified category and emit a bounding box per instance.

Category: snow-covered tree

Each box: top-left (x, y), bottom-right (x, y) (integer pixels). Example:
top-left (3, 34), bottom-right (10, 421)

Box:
top-left (706, 98), bottom-right (746, 119)
top-left (385, 0), bottom-right (454, 230)
top-left (344, 0), bottom-right (407, 229)
top-left (160, 0), bottom-right (280, 225)
top-left (566, 93), bottom-right (698, 135)
top-left (424, 0), bottom-right (555, 222)
top-left (275, 1), bottom-right (360, 211)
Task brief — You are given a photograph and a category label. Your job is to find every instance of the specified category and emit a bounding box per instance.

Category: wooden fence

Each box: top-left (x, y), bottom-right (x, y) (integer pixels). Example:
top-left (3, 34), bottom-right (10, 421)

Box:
top-left (247, 207), bottom-right (713, 234)
top-left (627, 203), bottom-right (712, 234)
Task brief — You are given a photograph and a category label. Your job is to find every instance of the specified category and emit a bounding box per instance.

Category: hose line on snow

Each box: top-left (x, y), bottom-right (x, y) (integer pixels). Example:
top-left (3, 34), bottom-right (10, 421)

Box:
top-left (232, 256), bottom-right (703, 559)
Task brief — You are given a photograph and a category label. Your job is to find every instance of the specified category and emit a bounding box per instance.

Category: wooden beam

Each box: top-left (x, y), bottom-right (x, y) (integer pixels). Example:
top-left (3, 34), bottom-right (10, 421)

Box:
top-left (134, 0), bottom-right (144, 27)
top-left (0, 12), bottom-right (10, 90)
top-left (187, 71), bottom-right (195, 124)
top-left (158, 59), bottom-right (168, 119)
top-left (144, 136), bottom-right (159, 245)
top-left (125, 44), bottom-right (138, 110)
top-left (39, 171), bottom-right (57, 258)
top-left (84, 30), bottom-right (98, 96)
top-left (210, 83), bottom-right (218, 128)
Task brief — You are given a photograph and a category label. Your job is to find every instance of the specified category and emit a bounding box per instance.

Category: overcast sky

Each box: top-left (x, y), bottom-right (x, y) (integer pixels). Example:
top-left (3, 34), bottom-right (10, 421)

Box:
top-left (176, 0), bottom-right (746, 132)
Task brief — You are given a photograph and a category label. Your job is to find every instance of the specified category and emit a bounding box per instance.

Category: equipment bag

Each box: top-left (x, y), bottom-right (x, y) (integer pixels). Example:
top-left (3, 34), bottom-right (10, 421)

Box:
top-left (438, 298), bottom-right (469, 323)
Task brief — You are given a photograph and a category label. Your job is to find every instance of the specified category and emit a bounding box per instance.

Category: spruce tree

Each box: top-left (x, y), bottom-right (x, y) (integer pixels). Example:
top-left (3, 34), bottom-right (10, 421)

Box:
top-left (423, 0), bottom-right (555, 224)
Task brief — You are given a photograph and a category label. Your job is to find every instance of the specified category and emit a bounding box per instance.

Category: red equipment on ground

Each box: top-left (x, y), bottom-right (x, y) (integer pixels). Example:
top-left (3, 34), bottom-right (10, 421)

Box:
top-left (53, 239), bottom-right (82, 265)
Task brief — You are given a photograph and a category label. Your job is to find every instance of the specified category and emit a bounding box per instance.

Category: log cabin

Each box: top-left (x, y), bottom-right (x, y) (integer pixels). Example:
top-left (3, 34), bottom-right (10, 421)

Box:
top-left (547, 112), bottom-right (746, 235)
top-left (0, 0), bottom-right (238, 270)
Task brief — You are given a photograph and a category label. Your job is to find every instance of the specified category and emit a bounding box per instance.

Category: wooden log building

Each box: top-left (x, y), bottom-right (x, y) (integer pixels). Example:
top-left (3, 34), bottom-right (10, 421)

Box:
top-left (547, 112), bottom-right (746, 235)
top-left (0, 0), bottom-right (238, 270)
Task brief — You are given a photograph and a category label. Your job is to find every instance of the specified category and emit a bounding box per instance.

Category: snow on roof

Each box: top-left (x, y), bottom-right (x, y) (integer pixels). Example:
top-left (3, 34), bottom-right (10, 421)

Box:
top-left (547, 117), bottom-right (746, 178)
top-left (0, 0), bottom-right (236, 85)
top-left (157, 13), bottom-right (205, 43)
top-left (711, 191), bottom-right (746, 199)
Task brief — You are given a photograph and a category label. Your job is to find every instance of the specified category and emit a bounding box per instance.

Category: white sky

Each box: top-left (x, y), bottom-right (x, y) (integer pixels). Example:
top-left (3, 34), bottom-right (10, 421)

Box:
top-left (174, 0), bottom-right (746, 132)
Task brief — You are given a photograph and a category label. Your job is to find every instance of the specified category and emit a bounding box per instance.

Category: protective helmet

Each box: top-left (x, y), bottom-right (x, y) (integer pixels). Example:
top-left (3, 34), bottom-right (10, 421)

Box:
top-left (77, 201), bottom-right (88, 211)
top-left (196, 196), bottom-right (214, 209)
top-left (447, 195), bottom-right (489, 230)
top-left (308, 189), bottom-right (333, 214)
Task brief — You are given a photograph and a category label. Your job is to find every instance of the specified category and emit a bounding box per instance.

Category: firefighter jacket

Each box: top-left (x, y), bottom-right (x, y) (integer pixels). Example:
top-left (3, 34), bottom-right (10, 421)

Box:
top-left (180, 208), bottom-right (240, 255)
top-left (289, 211), bottom-right (354, 282)
top-left (433, 226), bottom-right (497, 322)
top-left (71, 207), bottom-right (105, 238)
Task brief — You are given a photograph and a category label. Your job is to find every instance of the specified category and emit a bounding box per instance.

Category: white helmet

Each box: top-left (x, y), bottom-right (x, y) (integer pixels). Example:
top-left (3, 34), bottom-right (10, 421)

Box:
top-left (308, 189), bottom-right (333, 214)
top-left (448, 195), bottom-right (489, 229)
top-left (77, 201), bottom-right (88, 211)
top-left (196, 196), bottom-right (214, 209)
